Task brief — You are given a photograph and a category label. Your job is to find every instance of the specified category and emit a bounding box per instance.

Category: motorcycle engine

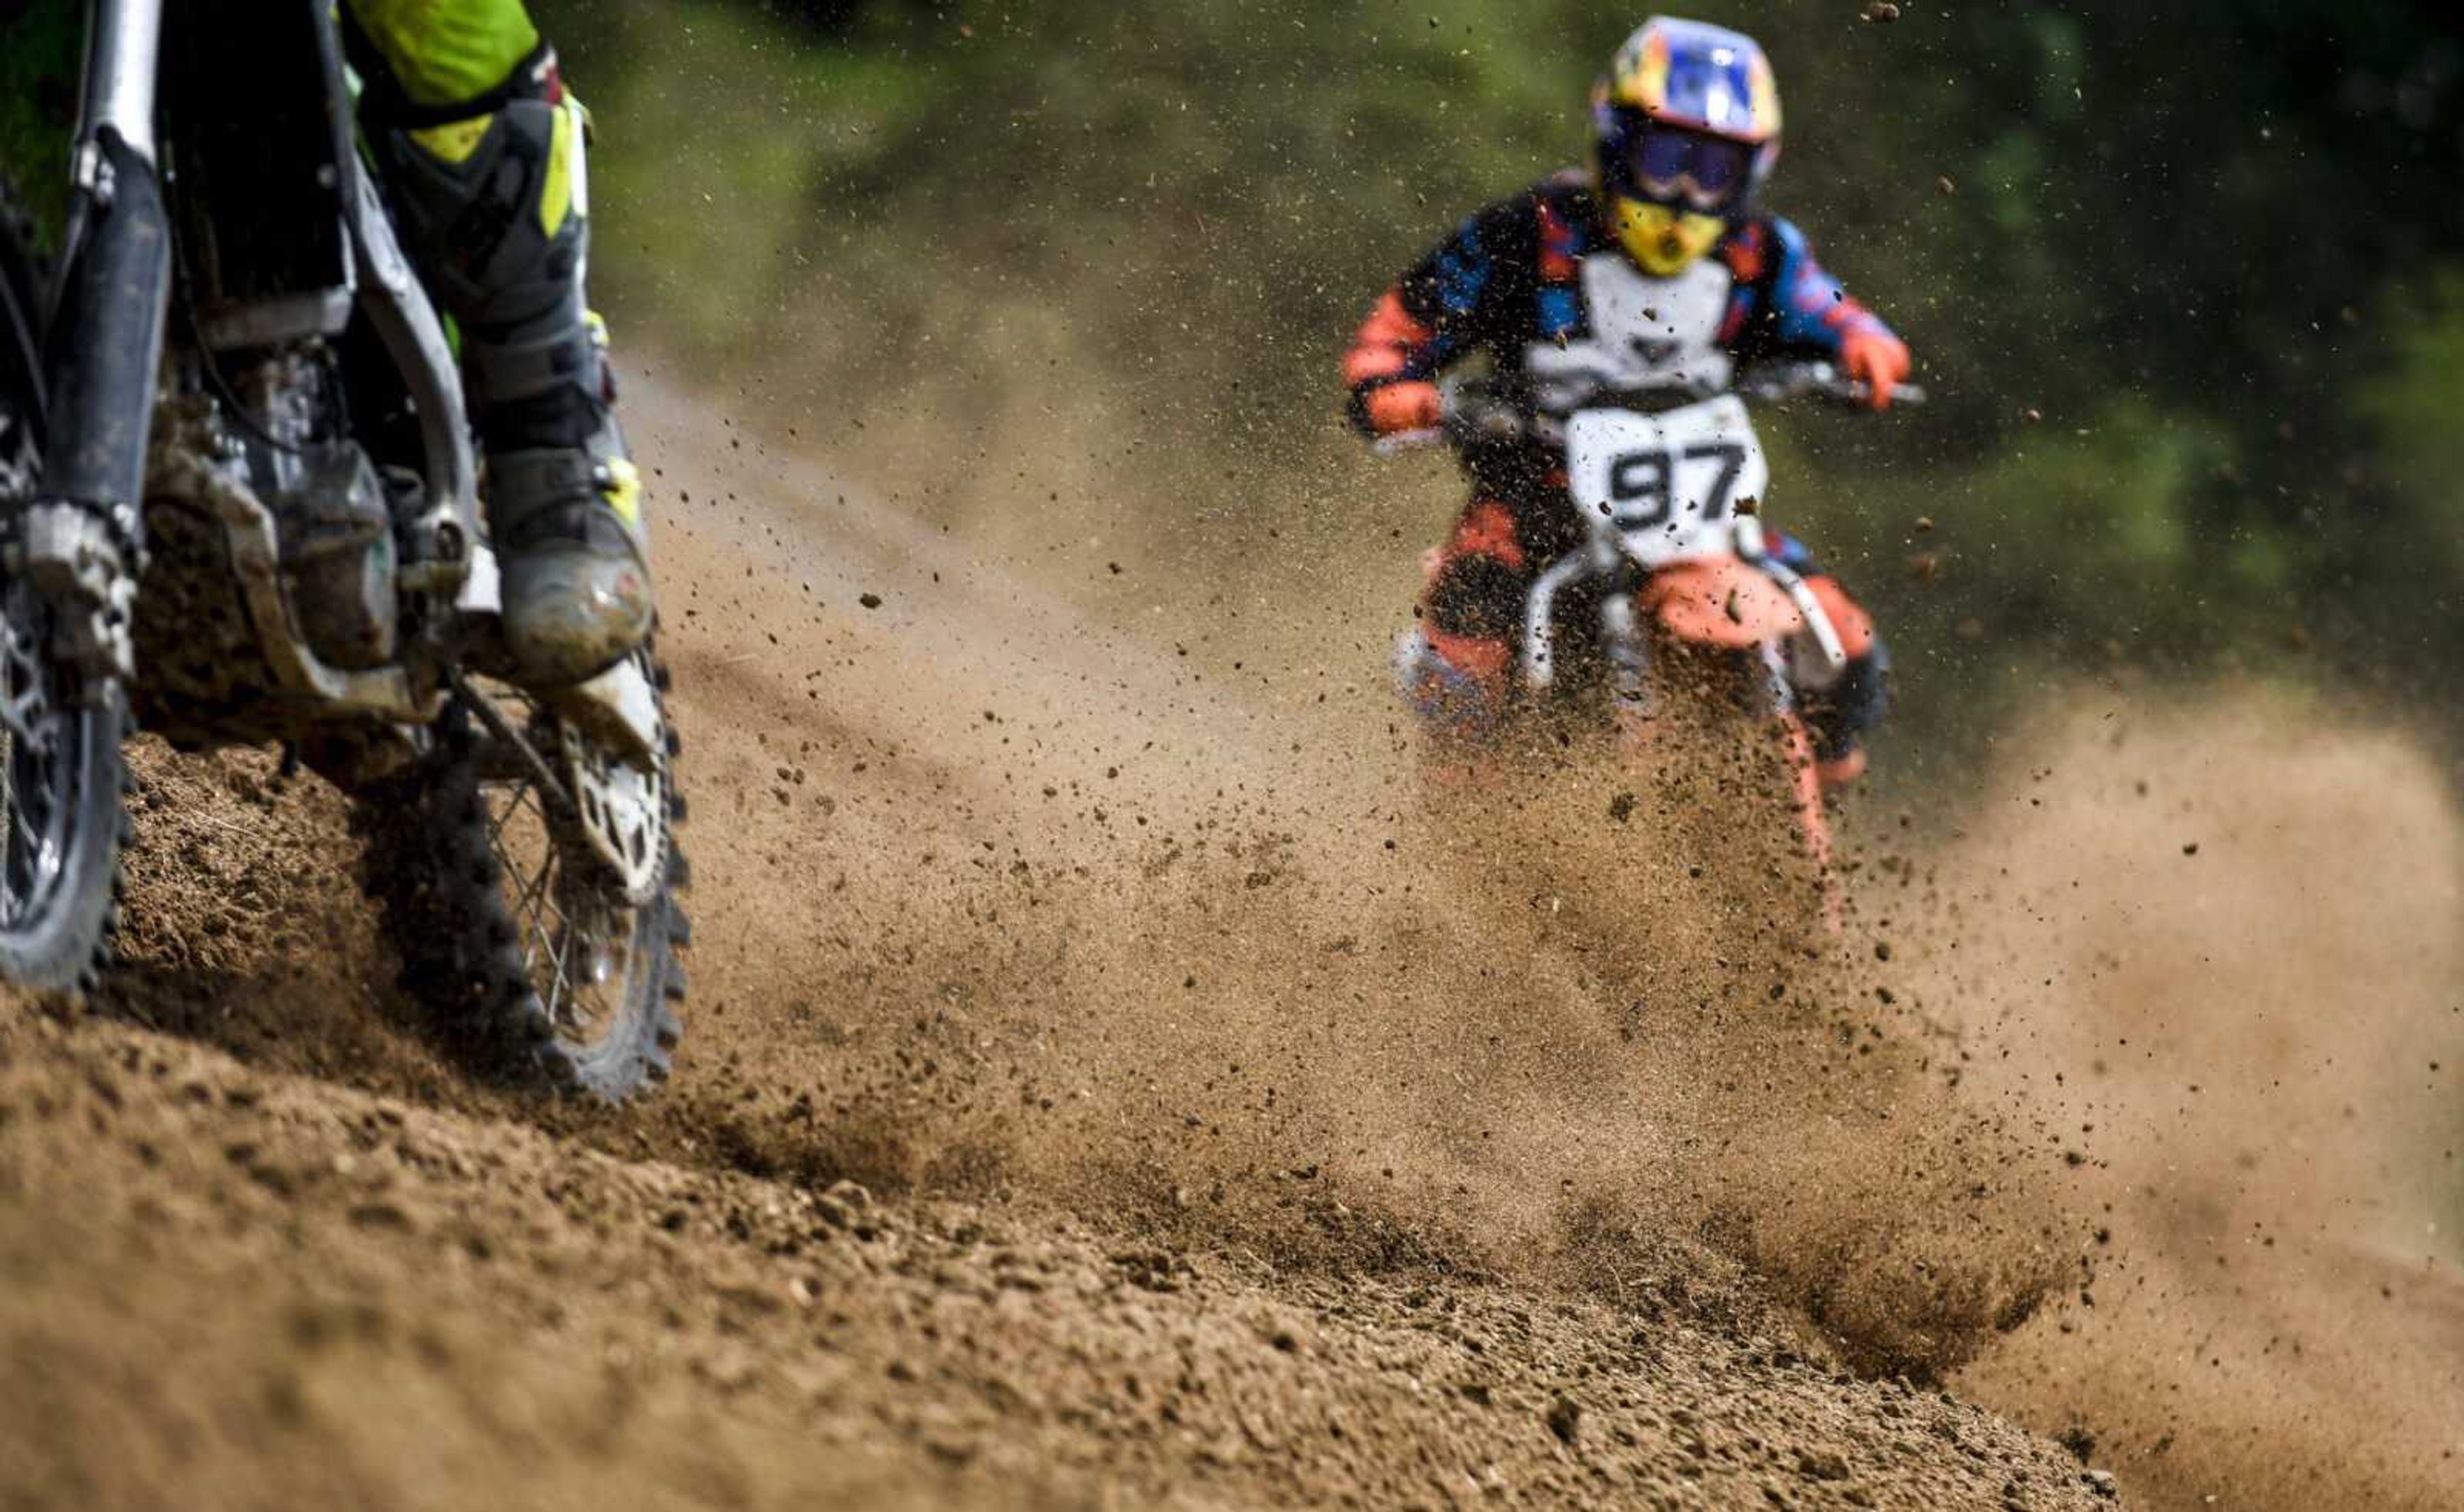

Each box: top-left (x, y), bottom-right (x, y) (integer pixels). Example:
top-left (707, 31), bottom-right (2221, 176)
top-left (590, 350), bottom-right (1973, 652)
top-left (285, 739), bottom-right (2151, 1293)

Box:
top-left (276, 442), bottom-right (401, 669)
top-left (235, 350), bottom-right (402, 670)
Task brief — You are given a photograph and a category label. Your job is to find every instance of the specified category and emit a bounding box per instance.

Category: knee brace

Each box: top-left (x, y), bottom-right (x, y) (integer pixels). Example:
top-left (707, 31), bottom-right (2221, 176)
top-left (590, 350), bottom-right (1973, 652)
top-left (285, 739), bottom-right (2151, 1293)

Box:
top-left (1394, 627), bottom-right (1509, 739)
top-left (1801, 636), bottom-right (1892, 762)
top-left (1423, 551), bottom-right (1525, 643)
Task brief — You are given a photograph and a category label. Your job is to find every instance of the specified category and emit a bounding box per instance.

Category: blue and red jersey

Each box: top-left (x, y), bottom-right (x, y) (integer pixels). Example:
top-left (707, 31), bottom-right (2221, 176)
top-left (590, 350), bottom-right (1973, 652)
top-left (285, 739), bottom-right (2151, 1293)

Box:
top-left (1346, 170), bottom-right (1898, 437)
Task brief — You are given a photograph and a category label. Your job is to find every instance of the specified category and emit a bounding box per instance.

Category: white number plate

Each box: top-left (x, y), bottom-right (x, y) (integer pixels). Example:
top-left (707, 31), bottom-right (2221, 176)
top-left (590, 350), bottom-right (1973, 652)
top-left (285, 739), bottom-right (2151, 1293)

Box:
top-left (1565, 395), bottom-right (1769, 569)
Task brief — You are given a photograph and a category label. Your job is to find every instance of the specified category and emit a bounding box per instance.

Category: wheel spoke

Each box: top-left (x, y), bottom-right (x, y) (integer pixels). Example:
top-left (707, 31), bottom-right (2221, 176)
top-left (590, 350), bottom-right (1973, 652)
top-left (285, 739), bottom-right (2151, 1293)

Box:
top-left (516, 858), bottom-right (558, 969)
top-left (509, 844), bottom-right (558, 928)
top-left (0, 585), bottom-right (76, 931)
top-left (547, 909), bottom-right (578, 1017)
top-left (486, 779), bottom-right (535, 850)
top-left (472, 672), bottom-right (660, 1053)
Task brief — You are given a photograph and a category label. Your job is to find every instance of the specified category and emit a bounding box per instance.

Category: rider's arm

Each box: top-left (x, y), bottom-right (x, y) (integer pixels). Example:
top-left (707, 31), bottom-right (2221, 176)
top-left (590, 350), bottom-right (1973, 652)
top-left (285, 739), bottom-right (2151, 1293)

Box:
top-left (1741, 217), bottom-right (1910, 409)
top-left (1747, 217), bottom-right (1893, 348)
top-left (1344, 196), bottom-right (1534, 436)
top-left (1344, 290), bottom-right (1446, 434)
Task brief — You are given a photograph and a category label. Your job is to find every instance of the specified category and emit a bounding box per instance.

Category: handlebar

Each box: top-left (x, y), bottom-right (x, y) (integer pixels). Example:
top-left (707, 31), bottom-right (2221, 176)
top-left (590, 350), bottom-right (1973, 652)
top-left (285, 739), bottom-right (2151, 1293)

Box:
top-left (1730, 359), bottom-right (1928, 409)
top-left (1371, 362), bottom-right (1926, 457)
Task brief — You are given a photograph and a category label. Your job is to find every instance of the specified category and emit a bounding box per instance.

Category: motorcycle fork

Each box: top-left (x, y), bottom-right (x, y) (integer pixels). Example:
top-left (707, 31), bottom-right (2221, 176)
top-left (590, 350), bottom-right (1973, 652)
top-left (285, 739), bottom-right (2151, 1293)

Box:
top-left (1756, 640), bottom-right (1840, 926)
top-left (1613, 598), bottom-right (1838, 922)
top-left (1600, 589), bottom-right (1656, 753)
top-left (21, 0), bottom-right (172, 686)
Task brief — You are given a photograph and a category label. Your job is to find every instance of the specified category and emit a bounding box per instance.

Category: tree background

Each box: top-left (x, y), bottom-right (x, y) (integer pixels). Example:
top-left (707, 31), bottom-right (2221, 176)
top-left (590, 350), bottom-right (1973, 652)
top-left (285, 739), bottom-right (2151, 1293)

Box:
top-left (4, 0), bottom-right (2461, 762)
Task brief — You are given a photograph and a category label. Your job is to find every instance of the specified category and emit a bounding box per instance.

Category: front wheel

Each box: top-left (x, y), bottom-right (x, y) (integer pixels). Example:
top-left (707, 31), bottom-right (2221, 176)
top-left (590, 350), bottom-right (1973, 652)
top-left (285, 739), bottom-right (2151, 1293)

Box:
top-left (0, 582), bottom-right (128, 992)
top-left (357, 650), bottom-right (687, 1099)
top-left (0, 210), bottom-right (129, 992)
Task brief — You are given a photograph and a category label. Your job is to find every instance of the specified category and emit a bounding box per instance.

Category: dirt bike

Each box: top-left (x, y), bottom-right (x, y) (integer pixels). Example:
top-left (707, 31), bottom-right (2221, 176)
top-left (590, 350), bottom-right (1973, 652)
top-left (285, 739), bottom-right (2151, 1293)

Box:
top-left (0, 0), bottom-right (685, 1098)
top-left (1382, 360), bottom-right (1923, 900)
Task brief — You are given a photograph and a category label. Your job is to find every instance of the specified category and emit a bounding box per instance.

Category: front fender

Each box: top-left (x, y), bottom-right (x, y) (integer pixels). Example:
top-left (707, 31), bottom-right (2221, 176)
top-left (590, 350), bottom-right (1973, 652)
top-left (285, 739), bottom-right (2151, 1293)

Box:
top-left (1641, 555), bottom-right (1804, 649)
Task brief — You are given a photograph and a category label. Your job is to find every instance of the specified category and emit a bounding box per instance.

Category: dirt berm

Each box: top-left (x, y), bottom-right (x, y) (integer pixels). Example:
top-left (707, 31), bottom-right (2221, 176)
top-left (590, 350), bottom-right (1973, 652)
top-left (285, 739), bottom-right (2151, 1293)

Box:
top-left (0, 373), bottom-right (2451, 1509)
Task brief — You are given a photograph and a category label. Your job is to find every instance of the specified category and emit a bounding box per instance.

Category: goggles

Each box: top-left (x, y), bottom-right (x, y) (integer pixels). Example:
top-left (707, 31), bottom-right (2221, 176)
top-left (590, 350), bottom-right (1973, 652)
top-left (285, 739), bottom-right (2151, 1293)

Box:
top-left (1622, 117), bottom-right (1756, 214)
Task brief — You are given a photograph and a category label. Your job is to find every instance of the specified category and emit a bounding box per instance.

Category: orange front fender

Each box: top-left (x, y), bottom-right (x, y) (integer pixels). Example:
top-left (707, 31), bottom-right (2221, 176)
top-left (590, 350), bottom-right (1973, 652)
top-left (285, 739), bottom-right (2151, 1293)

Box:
top-left (1641, 556), bottom-right (1804, 650)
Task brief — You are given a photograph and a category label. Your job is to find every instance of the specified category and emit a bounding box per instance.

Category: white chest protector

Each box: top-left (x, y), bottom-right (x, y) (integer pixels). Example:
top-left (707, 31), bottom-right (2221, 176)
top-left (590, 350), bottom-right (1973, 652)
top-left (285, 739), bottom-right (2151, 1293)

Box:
top-left (1523, 253), bottom-right (1735, 414)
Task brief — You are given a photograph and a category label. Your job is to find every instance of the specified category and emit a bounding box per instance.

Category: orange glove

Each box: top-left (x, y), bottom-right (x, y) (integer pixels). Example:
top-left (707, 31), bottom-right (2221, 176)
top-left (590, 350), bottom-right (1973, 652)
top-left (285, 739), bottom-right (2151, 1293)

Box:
top-left (1839, 328), bottom-right (1911, 411)
top-left (1346, 289), bottom-right (1445, 435)
top-left (1361, 380), bottom-right (1443, 435)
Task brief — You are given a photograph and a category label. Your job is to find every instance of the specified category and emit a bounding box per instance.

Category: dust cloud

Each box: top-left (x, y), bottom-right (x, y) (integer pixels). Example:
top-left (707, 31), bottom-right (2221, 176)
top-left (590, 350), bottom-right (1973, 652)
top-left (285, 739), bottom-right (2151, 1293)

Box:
top-left (632, 374), bottom-right (2083, 1384)
top-left (16, 375), bottom-right (2454, 1509)
top-left (630, 377), bottom-right (2463, 1506)
top-left (1914, 694), bottom-right (2464, 1510)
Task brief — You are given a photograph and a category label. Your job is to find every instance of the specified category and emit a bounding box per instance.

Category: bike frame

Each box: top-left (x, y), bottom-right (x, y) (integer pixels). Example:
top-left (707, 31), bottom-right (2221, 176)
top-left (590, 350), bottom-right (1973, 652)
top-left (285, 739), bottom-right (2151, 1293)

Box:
top-left (28, 0), bottom-right (486, 718)
top-left (1518, 492), bottom-right (1843, 702)
top-left (1379, 366), bottom-right (1919, 922)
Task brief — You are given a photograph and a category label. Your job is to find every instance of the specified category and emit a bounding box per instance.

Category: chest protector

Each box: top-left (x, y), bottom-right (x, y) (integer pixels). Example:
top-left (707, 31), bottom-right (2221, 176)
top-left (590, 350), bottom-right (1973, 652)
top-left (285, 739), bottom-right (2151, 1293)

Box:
top-left (1523, 253), bottom-right (1735, 415)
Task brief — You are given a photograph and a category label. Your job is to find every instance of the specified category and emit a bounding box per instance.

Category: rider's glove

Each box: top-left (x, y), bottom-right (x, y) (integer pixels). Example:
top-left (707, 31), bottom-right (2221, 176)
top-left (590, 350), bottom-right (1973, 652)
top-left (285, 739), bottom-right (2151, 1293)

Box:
top-left (1360, 380), bottom-right (1444, 435)
top-left (1839, 328), bottom-right (1912, 411)
top-left (1442, 388), bottom-right (1526, 447)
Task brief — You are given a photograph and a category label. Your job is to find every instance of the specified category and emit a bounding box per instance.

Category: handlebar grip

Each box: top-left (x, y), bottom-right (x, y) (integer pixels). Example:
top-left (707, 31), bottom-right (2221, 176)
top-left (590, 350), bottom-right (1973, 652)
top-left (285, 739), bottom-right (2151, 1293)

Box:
top-left (1736, 362), bottom-right (1931, 409)
top-left (1815, 378), bottom-right (1929, 409)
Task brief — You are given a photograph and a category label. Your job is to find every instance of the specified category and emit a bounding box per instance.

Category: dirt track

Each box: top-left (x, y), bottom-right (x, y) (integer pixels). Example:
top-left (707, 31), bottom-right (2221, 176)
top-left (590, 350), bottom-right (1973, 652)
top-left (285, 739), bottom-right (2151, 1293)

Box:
top-left (1, 373), bottom-right (2456, 1509)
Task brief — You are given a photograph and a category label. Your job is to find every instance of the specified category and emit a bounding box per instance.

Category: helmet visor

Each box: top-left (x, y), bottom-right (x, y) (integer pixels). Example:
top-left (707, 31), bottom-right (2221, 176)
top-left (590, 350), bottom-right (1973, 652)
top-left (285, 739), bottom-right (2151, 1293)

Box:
top-left (1627, 120), bottom-right (1754, 214)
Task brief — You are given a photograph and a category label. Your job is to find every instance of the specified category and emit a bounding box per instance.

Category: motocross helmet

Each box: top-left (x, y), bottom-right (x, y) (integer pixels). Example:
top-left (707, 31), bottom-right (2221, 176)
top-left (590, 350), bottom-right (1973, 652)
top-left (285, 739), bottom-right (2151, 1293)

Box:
top-left (1593, 17), bottom-right (1782, 276)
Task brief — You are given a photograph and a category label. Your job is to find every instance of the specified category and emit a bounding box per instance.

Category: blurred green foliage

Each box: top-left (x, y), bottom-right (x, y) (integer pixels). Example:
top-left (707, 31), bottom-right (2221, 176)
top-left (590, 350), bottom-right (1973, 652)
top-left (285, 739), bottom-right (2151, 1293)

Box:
top-left (3, 0), bottom-right (2459, 711)
top-left (0, 0), bottom-right (82, 232)
top-left (530, 0), bottom-right (2463, 692)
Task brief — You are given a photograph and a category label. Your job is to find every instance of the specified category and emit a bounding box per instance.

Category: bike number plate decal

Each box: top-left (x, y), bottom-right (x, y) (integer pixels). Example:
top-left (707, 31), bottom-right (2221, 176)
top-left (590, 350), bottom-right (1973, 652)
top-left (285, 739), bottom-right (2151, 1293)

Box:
top-left (1566, 396), bottom-right (1769, 570)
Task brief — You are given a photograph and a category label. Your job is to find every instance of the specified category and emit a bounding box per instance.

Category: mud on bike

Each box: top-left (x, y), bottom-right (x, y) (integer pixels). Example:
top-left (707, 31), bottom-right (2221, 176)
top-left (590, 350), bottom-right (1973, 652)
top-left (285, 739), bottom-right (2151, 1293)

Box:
top-left (1383, 361), bottom-right (1925, 908)
top-left (0, 0), bottom-right (686, 1098)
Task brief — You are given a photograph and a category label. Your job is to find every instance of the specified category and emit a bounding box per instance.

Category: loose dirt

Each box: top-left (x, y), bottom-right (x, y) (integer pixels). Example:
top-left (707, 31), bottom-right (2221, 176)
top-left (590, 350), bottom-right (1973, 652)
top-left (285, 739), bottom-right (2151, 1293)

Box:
top-left (2, 374), bottom-right (2453, 1509)
top-left (1927, 697), bottom-right (2464, 1510)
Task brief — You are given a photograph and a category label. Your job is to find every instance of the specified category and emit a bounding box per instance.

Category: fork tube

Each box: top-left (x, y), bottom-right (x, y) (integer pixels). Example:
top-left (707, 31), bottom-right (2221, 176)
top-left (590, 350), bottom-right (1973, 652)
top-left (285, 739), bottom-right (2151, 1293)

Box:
top-left (77, 0), bottom-right (164, 167)
top-left (1757, 642), bottom-right (1796, 718)
top-left (1600, 590), bottom-right (1650, 712)
top-left (38, 0), bottom-right (171, 542)
top-left (1520, 554), bottom-right (1589, 692)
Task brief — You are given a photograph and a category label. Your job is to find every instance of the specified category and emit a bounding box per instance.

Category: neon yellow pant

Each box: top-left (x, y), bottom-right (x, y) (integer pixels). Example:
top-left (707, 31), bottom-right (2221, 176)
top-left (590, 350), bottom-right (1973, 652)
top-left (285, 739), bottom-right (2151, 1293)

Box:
top-left (345, 0), bottom-right (543, 108)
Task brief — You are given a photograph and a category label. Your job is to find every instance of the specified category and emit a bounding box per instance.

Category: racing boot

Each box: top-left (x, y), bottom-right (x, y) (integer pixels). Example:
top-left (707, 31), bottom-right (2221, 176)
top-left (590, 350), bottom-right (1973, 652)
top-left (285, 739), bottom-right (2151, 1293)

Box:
top-left (370, 49), bottom-right (653, 686)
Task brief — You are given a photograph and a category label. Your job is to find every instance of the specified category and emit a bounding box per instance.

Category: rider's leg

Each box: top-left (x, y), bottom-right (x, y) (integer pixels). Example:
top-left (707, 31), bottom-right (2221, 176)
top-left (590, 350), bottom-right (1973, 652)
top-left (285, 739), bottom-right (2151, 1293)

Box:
top-left (345, 0), bottom-right (653, 686)
top-left (1755, 532), bottom-right (1888, 786)
top-left (1396, 497), bottom-right (1533, 745)
top-left (1796, 573), bottom-right (1889, 787)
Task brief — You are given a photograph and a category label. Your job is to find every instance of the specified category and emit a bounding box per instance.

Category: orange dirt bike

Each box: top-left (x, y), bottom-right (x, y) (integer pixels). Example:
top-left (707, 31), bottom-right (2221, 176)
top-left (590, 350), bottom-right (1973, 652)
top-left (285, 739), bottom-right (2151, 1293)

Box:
top-left (0, 0), bottom-right (684, 1097)
top-left (1382, 361), bottom-right (1923, 899)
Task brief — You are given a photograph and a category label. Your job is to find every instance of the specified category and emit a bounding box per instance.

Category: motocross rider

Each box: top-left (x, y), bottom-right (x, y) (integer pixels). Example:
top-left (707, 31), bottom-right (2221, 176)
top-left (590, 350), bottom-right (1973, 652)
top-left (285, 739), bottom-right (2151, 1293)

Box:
top-left (346, 0), bottom-right (652, 686)
top-left (1346, 17), bottom-right (1904, 785)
